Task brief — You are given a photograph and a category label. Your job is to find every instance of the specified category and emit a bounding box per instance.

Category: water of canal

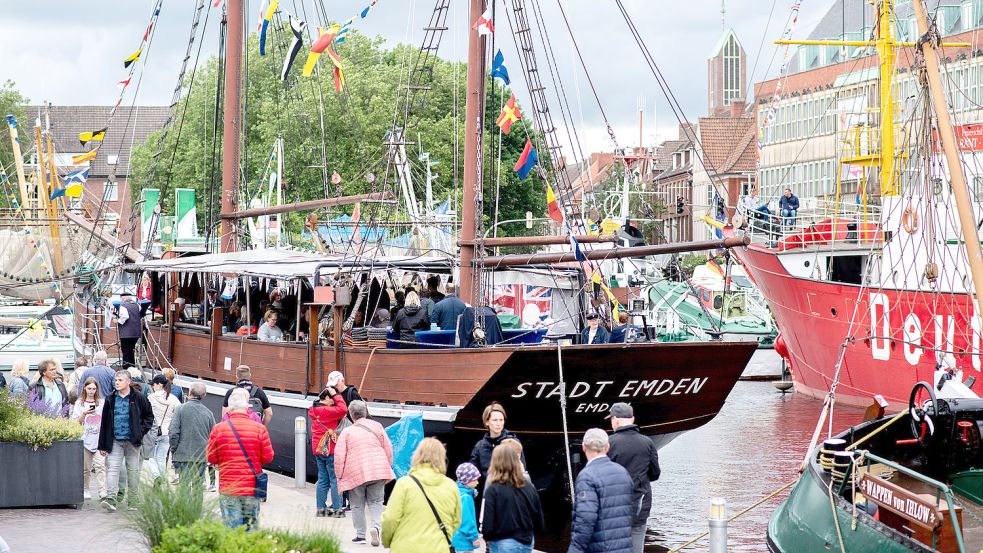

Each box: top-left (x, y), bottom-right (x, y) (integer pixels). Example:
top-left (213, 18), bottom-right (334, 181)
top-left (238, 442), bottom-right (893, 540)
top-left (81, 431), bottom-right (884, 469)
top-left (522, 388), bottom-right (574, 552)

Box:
top-left (647, 351), bottom-right (867, 552)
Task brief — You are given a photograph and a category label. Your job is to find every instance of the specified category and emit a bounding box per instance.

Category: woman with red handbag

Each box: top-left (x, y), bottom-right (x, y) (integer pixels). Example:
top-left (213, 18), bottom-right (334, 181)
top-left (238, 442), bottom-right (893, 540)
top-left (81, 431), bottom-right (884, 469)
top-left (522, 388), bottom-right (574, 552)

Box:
top-left (309, 386), bottom-right (348, 517)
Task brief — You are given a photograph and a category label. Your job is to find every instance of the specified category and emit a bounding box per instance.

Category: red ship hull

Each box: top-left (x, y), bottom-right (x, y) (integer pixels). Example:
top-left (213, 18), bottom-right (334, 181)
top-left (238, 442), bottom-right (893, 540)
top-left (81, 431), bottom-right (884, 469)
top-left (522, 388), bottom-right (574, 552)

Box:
top-left (733, 242), bottom-right (983, 409)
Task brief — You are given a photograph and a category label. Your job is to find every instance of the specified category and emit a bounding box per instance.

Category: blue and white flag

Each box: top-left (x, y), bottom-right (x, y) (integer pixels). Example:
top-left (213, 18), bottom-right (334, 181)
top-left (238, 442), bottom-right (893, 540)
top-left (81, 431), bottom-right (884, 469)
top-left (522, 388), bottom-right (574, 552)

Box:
top-left (491, 49), bottom-right (510, 85)
top-left (334, 17), bottom-right (354, 43)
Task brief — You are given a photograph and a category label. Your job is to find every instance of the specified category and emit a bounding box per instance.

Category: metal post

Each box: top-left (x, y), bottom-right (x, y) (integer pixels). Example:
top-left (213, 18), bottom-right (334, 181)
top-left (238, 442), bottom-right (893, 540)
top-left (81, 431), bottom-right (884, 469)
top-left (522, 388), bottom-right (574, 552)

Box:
top-left (294, 416), bottom-right (307, 488)
top-left (709, 497), bottom-right (727, 553)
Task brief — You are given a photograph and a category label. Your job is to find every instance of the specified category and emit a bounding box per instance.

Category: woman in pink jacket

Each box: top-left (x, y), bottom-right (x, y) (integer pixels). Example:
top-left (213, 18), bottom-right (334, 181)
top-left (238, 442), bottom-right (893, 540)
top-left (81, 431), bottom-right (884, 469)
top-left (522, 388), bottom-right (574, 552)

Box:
top-left (334, 400), bottom-right (395, 546)
top-left (310, 386), bottom-right (348, 517)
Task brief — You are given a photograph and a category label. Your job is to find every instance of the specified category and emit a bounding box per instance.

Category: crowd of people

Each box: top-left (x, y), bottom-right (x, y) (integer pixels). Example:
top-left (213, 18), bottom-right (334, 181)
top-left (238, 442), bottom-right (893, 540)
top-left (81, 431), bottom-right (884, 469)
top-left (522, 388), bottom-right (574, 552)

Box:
top-left (1, 350), bottom-right (661, 552)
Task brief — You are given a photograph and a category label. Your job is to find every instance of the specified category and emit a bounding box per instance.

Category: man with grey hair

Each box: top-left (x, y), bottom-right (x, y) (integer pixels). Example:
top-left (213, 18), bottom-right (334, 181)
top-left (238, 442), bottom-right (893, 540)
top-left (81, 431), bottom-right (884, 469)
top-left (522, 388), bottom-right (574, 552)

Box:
top-left (568, 428), bottom-right (634, 553)
top-left (169, 382), bottom-right (216, 487)
top-left (334, 399), bottom-right (395, 546)
top-left (98, 369), bottom-right (154, 511)
top-left (77, 350), bottom-right (116, 398)
top-left (607, 403), bottom-right (661, 553)
top-left (207, 387), bottom-right (274, 530)
top-left (432, 282), bottom-right (467, 331)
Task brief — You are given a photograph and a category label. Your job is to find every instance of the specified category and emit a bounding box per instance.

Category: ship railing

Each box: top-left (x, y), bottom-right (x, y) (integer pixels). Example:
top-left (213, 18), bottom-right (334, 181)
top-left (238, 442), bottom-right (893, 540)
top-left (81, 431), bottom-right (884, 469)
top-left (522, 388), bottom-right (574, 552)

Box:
top-left (738, 202), bottom-right (882, 248)
top-left (851, 449), bottom-right (966, 553)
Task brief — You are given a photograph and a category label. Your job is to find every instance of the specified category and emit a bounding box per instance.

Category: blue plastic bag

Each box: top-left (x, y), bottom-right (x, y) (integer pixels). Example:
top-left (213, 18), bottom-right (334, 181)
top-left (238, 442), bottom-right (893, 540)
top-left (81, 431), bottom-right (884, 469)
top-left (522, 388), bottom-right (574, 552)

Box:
top-left (385, 412), bottom-right (425, 479)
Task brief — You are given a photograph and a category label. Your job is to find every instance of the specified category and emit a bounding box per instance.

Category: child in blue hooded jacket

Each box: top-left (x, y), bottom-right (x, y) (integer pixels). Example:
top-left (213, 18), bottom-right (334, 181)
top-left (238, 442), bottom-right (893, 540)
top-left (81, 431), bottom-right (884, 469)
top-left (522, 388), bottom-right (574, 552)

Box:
top-left (452, 462), bottom-right (481, 551)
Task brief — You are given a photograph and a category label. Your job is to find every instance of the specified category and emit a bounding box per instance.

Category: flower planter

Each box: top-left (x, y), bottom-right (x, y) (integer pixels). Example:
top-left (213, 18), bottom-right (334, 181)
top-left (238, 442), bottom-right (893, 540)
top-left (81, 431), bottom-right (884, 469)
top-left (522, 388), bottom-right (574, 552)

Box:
top-left (0, 440), bottom-right (84, 507)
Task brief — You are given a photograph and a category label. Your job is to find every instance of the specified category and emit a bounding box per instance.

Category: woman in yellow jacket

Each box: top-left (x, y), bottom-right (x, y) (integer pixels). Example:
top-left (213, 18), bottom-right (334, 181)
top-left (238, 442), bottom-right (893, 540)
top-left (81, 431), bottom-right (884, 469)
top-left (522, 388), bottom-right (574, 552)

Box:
top-left (382, 438), bottom-right (462, 552)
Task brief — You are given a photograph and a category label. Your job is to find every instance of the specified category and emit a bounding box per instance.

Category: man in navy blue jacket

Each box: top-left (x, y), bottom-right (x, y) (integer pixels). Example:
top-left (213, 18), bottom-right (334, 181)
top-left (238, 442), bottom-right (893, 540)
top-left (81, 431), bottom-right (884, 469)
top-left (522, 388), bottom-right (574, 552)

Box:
top-left (778, 188), bottom-right (800, 228)
top-left (568, 428), bottom-right (633, 553)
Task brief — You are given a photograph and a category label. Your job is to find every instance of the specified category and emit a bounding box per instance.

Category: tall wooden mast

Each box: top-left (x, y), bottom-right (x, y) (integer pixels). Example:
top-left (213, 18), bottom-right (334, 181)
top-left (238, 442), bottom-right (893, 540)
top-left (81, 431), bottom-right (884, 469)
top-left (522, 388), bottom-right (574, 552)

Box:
top-left (458, 0), bottom-right (488, 305)
top-left (913, 0), bottom-right (983, 318)
top-left (220, 0), bottom-right (243, 253)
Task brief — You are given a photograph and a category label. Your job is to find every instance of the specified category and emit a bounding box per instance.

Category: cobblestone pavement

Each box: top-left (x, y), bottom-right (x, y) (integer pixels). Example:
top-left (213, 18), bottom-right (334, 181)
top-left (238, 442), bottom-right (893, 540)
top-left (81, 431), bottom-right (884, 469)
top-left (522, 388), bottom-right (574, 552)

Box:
top-left (0, 500), bottom-right (144, 553)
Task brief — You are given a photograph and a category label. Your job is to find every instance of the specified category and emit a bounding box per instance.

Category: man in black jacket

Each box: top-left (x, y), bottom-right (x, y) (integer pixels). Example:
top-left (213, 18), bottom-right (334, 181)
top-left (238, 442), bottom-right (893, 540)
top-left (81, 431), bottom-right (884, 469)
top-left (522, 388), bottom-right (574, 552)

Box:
top-left (98, 370), bottom-right (154, 511)
top-left (607, 402), bottom-right (661, 553)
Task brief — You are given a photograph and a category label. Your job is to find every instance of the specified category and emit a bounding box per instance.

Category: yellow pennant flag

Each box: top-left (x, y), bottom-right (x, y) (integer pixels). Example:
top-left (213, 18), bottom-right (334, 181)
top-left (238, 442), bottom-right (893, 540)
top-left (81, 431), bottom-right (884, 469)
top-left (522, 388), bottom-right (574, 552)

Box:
top-left (123, 48), bottom-right (143, 68)
top-left (79, 127), bottom-right (107, 146)
top-left (72, 149), bottom-right (97, 165)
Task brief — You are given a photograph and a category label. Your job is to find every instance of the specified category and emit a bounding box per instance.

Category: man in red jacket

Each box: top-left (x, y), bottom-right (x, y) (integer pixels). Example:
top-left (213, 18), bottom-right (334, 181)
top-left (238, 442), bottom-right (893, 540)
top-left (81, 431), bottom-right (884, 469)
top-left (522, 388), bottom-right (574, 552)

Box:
top-left (206, 387), bottom-right (274, 530)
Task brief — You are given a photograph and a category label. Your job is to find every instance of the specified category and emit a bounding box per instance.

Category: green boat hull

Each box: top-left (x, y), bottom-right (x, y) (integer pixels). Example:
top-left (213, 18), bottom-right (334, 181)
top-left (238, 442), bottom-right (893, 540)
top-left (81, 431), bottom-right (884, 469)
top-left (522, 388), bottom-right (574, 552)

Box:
top-left (768, 455), bottom-right (933, 552)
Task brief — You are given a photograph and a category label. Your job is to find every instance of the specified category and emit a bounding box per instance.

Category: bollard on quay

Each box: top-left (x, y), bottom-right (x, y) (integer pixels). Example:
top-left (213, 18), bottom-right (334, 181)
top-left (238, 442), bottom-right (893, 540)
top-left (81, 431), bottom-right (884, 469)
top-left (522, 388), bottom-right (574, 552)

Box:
top-left (708, 497), bottom-right (727, 553)
top-left (294, 416), bottom-right (307, 488)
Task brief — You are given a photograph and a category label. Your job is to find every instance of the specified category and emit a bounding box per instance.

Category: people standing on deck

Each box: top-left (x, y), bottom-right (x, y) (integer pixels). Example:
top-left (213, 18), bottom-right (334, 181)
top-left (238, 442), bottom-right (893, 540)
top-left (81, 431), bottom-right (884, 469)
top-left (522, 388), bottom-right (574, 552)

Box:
top-left (779, 188), bottom-right (799, 228)
top-left (137, 274), bottom-right (153, 316)
top-left (225, 301), bottom-right (245, 334)
top-left (72, 377), bottom-right (106, 500)
top-left (309, 385), bottom-right (348, 517)
top-left (116, 293), bottom-right (142, 368)
top-left (369, 309), bottom-right (391, 328)
top-left (257, 310), bottom-right (284, 342)
top-left (567, 428), bottom-right (634, 553)
top-left (482, 445), bottom-right (545, 553)
top-left (610, 312), bottom-right (639, 344)
top-left (392, 291), bottom-right (430, 344)
top-left (29, 359), bottom-right (69, 417)
top-left (76, 350), bottom-right (115, 399)
top-left (7, 360), bottom-right (29, 398)
top-left (334, 400), bottom-right (394, 545)
top-left (432, 283), bottom-right (467, 331)
top-left (382, 438), bottom-right (462, 552)
top-left (470, 402), bottom-right (525, 481)
top-left (426, 276), bottom-right (445, 303)
top-left (147, 375), bottom-right (181, 479)
top-left (169, 382), bottom-right (215, 488)
top-left (419, 289), bottom-right (436, 321)
top-left (581, 312), bottom-right (610, 345)
top-left (222, 365), bottom-right (273, 425)
top-left (99, 370), bottom-right (154, 512)
top-left (607, 402), bottom-right (661, 553)
top-left (206, 388), bottom-right (275, 531)
top-left (452, 463), bottom-right (482, 552)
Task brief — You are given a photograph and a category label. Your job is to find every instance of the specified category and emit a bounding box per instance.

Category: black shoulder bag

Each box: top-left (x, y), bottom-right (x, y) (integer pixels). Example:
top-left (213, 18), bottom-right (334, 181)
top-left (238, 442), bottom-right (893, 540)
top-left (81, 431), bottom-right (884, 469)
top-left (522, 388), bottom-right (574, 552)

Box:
top-left (408, 474), bottom-right (455, 552)
top-left (227, 420), bottom-right (269, 500)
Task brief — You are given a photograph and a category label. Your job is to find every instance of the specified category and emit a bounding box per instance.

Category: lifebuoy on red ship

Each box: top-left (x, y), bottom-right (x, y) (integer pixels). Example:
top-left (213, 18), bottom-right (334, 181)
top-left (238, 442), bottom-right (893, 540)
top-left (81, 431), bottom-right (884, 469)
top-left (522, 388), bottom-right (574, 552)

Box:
top-left (902, 206), bottom-right (919, 234)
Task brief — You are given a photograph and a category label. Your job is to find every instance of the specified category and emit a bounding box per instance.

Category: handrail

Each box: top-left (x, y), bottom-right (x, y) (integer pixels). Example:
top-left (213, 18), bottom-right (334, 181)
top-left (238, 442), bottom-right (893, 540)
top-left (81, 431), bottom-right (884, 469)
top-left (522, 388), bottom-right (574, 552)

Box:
top-left (854, 449), bottom-right (966, 553)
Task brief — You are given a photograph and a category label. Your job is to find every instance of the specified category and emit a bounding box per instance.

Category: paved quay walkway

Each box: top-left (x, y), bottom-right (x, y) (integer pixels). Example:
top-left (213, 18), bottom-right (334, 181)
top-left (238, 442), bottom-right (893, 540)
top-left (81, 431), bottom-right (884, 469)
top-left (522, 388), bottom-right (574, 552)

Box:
top-left (0, 471), bottom-right (540, 552)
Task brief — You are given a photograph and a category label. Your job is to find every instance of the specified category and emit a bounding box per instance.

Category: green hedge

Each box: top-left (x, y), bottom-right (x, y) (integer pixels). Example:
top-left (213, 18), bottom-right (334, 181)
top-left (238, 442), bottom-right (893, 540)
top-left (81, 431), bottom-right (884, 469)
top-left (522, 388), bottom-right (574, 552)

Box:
top-left (0, 389), bottom-right (82, 449)
top-left (155, 520), bottom-right (341, 553)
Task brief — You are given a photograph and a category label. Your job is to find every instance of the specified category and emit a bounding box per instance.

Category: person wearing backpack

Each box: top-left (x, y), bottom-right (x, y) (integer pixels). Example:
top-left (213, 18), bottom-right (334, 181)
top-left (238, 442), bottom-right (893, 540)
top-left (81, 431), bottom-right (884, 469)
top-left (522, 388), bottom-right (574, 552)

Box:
top-left (221, 365), bottom-right (272, 425)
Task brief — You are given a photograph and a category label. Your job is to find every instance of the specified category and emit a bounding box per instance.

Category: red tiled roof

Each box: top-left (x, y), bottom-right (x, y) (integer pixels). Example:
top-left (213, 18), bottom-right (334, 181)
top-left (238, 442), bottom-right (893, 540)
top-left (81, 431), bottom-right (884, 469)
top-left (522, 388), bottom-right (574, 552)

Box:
top-left (697, 114), bottom-right (756, 174)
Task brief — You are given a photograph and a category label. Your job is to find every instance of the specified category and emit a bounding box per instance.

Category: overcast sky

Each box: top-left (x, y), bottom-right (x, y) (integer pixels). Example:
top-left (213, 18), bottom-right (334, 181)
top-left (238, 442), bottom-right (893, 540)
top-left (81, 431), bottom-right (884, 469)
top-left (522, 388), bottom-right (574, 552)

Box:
top-left (0, 1), bottom-right (833, 155)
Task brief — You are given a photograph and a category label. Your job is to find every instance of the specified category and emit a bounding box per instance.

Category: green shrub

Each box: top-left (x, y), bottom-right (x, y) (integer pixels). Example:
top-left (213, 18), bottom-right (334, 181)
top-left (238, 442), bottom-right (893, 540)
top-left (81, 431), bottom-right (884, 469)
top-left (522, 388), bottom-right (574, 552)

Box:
top-left (123, 474), bottom-right (218, 548)
top-left (154, 520), bottom-right (342, 553)
top-left (0, 390), bottom-right (82, 449)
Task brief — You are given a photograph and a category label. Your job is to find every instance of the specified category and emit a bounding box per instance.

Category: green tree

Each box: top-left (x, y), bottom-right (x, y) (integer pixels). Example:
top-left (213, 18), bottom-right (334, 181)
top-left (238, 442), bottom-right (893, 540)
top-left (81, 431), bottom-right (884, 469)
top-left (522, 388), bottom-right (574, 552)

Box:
top-left (0, 80), bottom-right (29, 194)
top-left (129, 26), bottom-right (545, 242)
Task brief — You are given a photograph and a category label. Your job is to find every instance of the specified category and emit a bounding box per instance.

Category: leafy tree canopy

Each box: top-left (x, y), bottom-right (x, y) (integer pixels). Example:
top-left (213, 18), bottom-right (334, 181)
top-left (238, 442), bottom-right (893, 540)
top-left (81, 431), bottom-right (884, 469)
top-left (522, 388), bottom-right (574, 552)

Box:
top-left (129, 25), bottom-right (545, 242)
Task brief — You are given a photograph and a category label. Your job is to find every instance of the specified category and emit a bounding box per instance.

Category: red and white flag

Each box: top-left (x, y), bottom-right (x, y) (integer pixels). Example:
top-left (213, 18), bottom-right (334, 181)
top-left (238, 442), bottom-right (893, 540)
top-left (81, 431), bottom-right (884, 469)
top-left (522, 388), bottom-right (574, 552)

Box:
top-left (473, 8), bottom-right (494, 36)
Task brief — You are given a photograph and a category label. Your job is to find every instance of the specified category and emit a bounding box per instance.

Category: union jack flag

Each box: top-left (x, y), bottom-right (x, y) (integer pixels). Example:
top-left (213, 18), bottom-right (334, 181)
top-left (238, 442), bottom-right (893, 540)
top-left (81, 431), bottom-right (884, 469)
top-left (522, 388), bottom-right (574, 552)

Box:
top-left (492, 285), bottom-right (552, 317)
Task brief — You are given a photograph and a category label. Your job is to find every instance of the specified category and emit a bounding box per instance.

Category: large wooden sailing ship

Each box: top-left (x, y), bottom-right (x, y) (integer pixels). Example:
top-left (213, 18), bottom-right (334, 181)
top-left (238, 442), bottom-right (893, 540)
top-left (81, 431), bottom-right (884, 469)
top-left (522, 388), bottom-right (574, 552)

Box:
top-left (75, 0), bottom-right (758, 482)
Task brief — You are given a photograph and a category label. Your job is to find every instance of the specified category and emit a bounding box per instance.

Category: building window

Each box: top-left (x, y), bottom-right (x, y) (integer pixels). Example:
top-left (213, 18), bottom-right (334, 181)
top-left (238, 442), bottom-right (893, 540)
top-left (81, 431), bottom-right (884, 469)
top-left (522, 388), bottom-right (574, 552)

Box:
top-left (104, 181), bottom-right (118, 201)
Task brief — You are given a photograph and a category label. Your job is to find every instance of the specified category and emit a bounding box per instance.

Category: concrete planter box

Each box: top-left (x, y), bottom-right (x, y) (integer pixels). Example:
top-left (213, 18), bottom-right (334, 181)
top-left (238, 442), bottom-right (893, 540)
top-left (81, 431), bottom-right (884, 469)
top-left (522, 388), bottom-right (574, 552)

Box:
top-left (0, 440), bottom-right (84, 507)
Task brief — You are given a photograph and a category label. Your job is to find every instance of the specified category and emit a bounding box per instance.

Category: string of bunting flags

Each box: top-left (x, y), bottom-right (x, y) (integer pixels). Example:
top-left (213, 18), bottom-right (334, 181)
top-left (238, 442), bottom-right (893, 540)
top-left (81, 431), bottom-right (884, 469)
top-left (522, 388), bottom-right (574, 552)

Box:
top-left (57, 0), bottom-right (163, 205)
top-left (477, 16), bottom-right (619, 316)
top-left (756, 0), bottom-right (804, 165)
